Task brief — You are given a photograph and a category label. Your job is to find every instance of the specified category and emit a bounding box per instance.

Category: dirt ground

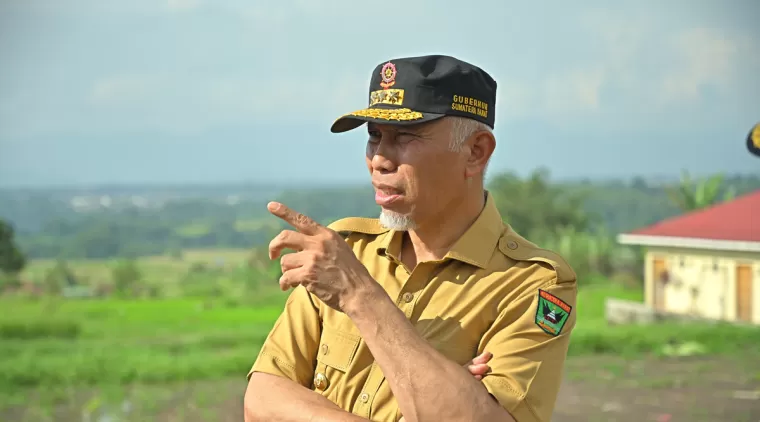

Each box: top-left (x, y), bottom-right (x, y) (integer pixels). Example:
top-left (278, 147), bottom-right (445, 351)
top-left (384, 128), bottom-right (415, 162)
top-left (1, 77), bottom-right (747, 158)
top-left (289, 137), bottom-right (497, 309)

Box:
top-left (5, 356), bottom-right (760, 422)
top-left (554, 356), bottom-right (760, 422)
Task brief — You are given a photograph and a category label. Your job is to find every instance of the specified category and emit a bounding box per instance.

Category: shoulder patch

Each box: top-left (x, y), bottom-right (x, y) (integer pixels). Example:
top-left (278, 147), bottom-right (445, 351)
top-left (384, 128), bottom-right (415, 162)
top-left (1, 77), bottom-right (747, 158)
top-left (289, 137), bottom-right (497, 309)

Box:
top-left (498, 229), bottom-right (577, 283)
top-left (327, 217), bottom-right (390, 237)
top-left (534, 289), bottom-right (572, 336)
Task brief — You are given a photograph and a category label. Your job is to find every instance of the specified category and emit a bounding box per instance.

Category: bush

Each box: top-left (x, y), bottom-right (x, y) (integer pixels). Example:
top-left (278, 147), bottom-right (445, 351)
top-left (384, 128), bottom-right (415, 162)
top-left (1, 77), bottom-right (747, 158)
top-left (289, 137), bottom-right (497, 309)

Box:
top-left (0, 272), bottom-right (21, 293)
top-left (41, 259), bottom-right (78, 295)
top-left (535, 227), bottom-right (643, 286)
top-left (0, 320), bottom-right (81, 340)
top-left (111, 260), bottom-right (141, 297)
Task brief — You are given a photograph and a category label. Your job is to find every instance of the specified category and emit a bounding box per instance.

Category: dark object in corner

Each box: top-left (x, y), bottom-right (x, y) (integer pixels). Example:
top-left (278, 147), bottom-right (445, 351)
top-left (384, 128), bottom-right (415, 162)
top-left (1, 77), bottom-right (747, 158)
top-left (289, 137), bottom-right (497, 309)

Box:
top-left (747, 122), bottom-right (760, 157)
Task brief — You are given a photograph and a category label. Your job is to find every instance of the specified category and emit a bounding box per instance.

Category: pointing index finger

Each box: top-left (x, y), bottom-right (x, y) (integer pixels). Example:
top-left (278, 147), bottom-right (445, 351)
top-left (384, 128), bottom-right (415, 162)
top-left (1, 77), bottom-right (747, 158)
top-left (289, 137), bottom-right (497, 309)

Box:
top-left (268, 202), bottom-right (321, 235)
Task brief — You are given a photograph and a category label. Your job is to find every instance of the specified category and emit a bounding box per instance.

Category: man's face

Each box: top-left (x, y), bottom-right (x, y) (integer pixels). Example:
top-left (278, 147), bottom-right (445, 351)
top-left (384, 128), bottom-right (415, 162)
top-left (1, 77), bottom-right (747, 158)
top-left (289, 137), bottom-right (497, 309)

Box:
top-left (365, 118), bottom-right (468, 230)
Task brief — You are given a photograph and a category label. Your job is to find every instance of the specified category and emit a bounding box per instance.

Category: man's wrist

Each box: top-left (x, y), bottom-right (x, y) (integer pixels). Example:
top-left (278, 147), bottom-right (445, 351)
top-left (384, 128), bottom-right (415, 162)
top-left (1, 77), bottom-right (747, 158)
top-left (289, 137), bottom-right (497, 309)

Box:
top-left (342, 277), bottom-right (387, 318)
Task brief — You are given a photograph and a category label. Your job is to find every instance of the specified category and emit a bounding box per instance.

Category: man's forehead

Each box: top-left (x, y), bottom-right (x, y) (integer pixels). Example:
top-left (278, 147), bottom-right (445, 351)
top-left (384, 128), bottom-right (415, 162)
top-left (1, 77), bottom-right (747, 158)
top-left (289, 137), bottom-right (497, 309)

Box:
top-left (367, 120), bottom-right (441, 132)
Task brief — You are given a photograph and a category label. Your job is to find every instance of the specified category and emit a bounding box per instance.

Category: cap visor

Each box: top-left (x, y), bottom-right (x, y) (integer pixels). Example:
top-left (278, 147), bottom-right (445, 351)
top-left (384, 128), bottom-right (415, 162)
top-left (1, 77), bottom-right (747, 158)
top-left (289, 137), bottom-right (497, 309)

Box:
top-left (749, 142), bottom-right (760, 157)
top-left (330, 107), bottom-right (444, 133)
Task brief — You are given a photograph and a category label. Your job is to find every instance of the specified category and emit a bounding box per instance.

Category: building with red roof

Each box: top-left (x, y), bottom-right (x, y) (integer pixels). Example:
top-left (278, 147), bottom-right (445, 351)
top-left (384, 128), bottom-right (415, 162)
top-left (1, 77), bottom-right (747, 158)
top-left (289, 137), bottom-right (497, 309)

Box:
top-left (617, 189), bottom-right (759, 325)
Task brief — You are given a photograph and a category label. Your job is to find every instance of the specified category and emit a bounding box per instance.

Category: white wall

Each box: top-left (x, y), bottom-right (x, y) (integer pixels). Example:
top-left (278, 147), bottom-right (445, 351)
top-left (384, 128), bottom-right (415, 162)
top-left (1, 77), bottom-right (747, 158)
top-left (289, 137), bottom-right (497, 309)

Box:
top-left (644, 247), bottom-right (760, 324)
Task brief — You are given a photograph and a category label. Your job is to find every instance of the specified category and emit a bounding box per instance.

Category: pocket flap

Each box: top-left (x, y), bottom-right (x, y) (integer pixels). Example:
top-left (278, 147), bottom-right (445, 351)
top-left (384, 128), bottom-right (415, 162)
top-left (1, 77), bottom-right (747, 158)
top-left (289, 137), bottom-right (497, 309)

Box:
top-left (316, 328), bottom-right (361, 372)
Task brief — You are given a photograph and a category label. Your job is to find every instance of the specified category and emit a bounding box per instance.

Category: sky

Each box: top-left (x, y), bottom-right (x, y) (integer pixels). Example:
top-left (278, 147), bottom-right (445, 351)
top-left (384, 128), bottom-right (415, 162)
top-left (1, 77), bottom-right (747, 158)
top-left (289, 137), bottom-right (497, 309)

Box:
top-left (0, 0), bottom-right (758, 187)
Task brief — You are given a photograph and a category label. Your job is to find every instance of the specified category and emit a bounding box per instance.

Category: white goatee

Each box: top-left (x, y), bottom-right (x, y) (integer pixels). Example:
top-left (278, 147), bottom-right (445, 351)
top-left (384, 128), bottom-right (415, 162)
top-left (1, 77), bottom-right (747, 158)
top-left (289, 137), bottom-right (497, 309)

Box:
top-left (379, 209), bottom-right (417, 231)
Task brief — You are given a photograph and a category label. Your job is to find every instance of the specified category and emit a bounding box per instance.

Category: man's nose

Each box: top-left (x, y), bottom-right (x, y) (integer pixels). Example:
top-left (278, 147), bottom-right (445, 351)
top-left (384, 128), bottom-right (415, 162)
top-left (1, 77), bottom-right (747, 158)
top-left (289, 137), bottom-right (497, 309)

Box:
top-left (369, 137), bottom-right (397, 173)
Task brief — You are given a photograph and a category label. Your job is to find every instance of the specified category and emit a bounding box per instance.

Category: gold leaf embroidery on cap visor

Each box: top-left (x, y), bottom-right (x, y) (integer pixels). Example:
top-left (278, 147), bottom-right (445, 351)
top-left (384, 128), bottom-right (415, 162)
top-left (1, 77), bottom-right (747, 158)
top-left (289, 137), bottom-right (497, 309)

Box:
top-left (344, 107), bottom-right (424, 122)
top-left (369, 89), bottom-right (404, 106)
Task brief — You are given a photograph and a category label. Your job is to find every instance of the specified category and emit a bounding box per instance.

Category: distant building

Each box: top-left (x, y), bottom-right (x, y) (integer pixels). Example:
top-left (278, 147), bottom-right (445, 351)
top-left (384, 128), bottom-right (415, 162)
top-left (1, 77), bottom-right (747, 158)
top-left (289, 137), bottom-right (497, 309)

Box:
top-left (617, 190), bottom-right (760, 325)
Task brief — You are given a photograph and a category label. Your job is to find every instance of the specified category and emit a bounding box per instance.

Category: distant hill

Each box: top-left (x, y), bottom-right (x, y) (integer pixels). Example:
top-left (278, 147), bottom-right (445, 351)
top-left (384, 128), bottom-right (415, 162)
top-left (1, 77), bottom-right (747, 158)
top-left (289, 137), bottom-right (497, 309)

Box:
top-left (1, 172), bottom-right (758, 260)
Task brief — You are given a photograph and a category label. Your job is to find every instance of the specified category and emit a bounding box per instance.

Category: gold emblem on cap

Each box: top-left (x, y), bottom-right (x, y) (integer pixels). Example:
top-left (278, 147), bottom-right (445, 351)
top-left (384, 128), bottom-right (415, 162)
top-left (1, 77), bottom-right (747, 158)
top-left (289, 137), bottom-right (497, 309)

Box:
top-left (379, 61), bottom-right (397, 89)
top-left (752, 123), bottom-right (760, 149)
top-left (369, 89), bottom-right (404, 107)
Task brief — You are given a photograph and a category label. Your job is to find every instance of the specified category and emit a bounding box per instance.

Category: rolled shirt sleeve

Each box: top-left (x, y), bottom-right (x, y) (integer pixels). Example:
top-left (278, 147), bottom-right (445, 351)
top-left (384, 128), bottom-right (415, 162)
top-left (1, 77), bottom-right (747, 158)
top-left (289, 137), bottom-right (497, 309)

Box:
top-left (479, 278), bottom-right (577, 422)
top-left (248, 285), bottom-right (323, 388)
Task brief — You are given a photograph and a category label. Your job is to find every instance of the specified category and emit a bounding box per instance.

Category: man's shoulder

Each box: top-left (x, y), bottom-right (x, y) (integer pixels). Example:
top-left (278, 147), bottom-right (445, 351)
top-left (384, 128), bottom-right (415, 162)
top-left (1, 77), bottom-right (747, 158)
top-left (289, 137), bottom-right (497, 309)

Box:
top-left (327, 216), bottom-right (390, 238)
top-left (496, 227), bottom-right (577, 284)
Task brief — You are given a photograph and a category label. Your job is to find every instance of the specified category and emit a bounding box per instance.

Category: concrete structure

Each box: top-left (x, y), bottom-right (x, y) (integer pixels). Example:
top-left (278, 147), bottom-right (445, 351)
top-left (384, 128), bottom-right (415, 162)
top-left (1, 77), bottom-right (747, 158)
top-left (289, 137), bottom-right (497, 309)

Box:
top-left (617, 189), bottom-right (760, 325)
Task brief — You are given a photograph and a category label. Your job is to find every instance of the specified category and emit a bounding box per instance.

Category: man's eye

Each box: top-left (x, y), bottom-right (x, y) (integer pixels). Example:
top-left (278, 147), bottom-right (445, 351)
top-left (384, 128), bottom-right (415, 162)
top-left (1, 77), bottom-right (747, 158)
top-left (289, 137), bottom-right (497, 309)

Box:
top-left (396, 132), bottom-right (416, 142)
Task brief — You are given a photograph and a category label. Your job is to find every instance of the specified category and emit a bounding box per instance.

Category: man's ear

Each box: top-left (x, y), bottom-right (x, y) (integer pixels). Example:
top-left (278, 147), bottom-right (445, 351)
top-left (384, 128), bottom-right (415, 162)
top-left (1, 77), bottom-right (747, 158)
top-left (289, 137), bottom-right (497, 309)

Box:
top-left (464, 131), bottom-right (496, 179)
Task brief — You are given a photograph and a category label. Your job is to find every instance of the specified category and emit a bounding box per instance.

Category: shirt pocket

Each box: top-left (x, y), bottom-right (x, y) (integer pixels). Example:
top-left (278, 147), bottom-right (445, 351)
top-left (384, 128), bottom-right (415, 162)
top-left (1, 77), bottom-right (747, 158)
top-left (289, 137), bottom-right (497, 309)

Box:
top-left (313, 328), bottom-right (361, 397)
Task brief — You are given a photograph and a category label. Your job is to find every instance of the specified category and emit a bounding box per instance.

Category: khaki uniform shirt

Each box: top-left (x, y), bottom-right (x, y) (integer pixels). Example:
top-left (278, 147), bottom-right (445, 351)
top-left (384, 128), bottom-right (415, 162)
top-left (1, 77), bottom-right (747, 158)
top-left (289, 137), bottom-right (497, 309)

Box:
top-left (249, 193), bottom-right (577, 422)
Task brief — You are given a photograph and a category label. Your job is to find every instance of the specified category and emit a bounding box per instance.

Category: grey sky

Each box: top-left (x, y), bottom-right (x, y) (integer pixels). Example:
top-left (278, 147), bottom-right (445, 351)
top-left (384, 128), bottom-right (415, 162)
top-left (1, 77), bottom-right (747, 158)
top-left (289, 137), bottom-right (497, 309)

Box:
top-left (0, 0), bottom-right (758, 187)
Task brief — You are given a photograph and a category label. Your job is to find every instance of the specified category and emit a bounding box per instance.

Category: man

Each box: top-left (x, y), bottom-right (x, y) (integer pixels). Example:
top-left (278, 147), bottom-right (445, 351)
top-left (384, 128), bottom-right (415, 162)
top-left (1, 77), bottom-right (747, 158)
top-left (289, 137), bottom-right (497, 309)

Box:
top-left (244, 55), bottom-right (577, 422)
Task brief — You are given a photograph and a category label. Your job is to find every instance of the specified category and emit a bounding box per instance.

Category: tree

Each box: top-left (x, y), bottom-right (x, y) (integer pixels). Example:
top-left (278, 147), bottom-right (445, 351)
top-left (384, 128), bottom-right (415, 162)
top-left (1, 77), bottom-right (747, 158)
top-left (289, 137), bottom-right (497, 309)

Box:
top-left (112, 259), bottom-right (141, 297)
top-left (667, 170), bottom-right (736, 212)
top-left (487, 168), bottom-right (593, 239)
top-left (168, 247), bottom-right (184, 260)
top-left (43, 259), bottom-right (77, 295)
top-left (0, 219), bottom-right (26, 274)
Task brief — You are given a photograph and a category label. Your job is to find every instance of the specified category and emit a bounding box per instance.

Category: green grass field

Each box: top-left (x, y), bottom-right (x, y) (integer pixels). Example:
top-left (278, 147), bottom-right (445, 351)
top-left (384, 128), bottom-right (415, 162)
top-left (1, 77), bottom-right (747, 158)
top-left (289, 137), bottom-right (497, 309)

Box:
top-left (0, 297), bottom-right (286, 409)
top-left (4, 252), bottom-right (760, 420)
top-left (3, 284), bottom-right (758, 402)
top-left (570, 284), bottom-right (760, 356)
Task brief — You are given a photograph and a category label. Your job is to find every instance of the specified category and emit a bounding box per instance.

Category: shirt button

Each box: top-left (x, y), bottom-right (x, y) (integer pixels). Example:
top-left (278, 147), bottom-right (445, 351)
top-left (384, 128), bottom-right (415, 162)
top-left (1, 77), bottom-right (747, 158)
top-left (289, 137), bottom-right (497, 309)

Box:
top-left (507, 240), bottom-right (518, 250)
top-left (314, 373), bottom-right (329, 390)
top-left (360, 392), bottom-right (370, 403)
top-left (321, 344), bottom-right (329, 355)
top-left (402, 292), bottom-right (414, 303)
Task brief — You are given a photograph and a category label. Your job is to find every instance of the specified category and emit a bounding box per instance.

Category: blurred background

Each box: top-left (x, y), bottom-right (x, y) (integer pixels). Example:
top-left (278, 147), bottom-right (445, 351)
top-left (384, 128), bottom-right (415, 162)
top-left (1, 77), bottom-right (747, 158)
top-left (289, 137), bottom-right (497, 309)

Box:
top-left (1, 0), bottom-right (759, 421)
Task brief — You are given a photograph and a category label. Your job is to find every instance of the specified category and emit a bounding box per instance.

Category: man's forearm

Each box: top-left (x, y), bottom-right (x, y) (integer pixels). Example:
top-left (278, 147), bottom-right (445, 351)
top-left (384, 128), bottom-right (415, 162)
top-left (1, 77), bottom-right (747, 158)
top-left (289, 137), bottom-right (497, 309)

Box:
top-left (345, 288), bottom-right (515, 422)
top-left (245, 372), bottom-right (370, 422)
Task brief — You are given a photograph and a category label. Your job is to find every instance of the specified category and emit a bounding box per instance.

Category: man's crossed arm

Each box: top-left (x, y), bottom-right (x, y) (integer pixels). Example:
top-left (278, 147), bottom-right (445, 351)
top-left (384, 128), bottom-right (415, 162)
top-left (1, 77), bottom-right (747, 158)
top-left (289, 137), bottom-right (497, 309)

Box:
top-left (244, 351), bottom-right (493, 422)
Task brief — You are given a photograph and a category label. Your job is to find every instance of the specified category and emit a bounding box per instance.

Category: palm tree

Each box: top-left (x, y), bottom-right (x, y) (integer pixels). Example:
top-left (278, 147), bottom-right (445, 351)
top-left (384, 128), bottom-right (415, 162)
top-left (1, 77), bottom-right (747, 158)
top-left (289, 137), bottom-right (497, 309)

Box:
top-left (667, 170), bottom-right (736, 212)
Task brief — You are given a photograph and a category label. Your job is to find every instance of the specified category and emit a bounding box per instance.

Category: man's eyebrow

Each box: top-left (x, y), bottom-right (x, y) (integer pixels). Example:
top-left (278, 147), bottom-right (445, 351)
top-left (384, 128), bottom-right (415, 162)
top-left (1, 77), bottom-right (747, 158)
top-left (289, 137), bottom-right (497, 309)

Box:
top-left (403, 125), bottom-right (434, 138)
top-left (366, 124), bottom-right (432, 138)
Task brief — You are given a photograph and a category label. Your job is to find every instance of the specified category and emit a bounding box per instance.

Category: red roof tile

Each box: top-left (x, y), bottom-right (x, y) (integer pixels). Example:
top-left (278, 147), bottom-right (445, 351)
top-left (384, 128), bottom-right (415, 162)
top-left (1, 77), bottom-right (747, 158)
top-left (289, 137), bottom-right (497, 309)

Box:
top-left (627, 189), bottom-right (760, 242)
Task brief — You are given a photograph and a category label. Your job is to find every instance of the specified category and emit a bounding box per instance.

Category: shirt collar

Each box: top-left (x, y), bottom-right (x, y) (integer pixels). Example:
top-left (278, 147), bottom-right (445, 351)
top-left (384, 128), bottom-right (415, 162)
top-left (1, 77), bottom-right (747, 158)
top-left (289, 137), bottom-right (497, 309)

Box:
top-left (375, 191), bottom-right (504, 269)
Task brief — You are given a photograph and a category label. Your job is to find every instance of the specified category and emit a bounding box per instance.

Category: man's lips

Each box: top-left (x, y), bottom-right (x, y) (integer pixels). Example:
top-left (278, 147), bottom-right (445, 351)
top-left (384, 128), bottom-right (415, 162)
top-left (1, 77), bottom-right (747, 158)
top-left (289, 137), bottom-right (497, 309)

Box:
top-left (373, 184), bottom-right (404, 206)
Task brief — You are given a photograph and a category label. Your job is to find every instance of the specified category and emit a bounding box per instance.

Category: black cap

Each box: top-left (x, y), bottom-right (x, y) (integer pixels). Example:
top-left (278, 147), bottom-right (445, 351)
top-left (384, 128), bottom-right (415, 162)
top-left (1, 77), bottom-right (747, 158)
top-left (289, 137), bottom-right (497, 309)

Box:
top-left (747, 123), bottom-right (760, 158)
top-left (331, 55), bottom-right (497, 133)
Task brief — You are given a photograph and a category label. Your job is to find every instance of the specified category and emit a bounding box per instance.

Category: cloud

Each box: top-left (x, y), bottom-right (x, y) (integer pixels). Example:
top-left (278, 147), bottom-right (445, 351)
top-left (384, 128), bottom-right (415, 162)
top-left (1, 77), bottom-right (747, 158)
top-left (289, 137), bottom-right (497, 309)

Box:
top-left (2, 0), bottom-right (758, 141)
top-left (587, 10), bottom-right (759, 106)
top-left (496, 68), bottom-right (608, 123)
top-left (545, 68), bottom-right (606, 114)
top-left (497, 7), bottom-right (759, 125)
top-left (659, 28), bottom-right (741, 103)
top-left (80, 69), bottom-right (368, 136)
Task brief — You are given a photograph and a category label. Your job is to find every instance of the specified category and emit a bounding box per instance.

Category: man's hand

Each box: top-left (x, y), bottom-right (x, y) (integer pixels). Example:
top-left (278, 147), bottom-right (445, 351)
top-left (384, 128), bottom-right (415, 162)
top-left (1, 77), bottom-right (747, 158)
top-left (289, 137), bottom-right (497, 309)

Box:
top-left (267, 202), bottom-right (380, 312)
top-left (464, 350), bottom-right (493, 381)
top-left (399, 351), bottom-right (493, 421)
